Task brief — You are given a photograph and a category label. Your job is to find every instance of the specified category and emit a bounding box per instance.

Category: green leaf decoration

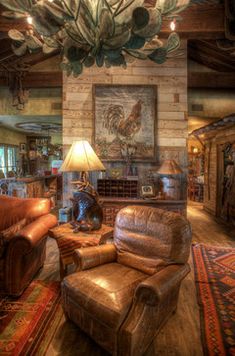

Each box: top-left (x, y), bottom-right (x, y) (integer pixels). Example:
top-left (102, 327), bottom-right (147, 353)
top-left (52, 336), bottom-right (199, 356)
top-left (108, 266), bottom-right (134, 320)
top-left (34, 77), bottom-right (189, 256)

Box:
top-left (123, 48), bottom-right (147, 60)
top-left (36, 1), bottom-right (69, 22)
top-left (105, 53), bottom-right (125, 66)
top-left (72, 61), bottom-right (83, 76)
top-left (66, 65), bottom-right (72, 77)
top-left (42, 43), bottom-right (57, 54)
top-left (124, 35), bottom-right (145, 49)
top-left (75, 1), bottom-right (96, 46)
top-left (66, 46), bottom-right (87, 62)
top-left (8, 29), bottom-right (25, 42)
top-left (104, 58), bottom-right (111, 68)
top-left (84, 55), bottom-right (95, 67)
top-left (60, 62), bottom-right (69, 70)
top-left (11, 42), bottom-right (27, 56)
top-left (0, 0), bottom-right (32, 13)
top-left (148, 47), bottom-right (167, 64)
top-left (156, 0), bottom-right (189, 16)
top-left (98, 8), bottom-right (115, 39)
top-left (156, 0), bottom-right (177, 15)
top-left (2, 0), bottom-right (190, 75)
top-left (114, 0), bottom-right (144, 22)
top-left (166, 32), bottom-right (180, 53)
top-left (61, 0), bottom-right (82, 19)
top-left (2, 11), bottom-right (27, 19)
top-left (103, 26), bottom-right (131, 49)
top-left (132, 7), bottom-right (149, 30)
top-left (96, 52), bottom-right (105, 67)
top-left (103, 48), bottom-right (122, 59)
top-left (31, 5), bottom-right (62, 36)
top-left (64, 23), bottom-right (87, 45)
top-left (169, 0), bottom-right (190, 15)
top-left (133, 8), bottom-right (162, 39)
top-left (25, 34), bottom-right (43, 50)
top-left (43, 37), bottom-right (59, 49)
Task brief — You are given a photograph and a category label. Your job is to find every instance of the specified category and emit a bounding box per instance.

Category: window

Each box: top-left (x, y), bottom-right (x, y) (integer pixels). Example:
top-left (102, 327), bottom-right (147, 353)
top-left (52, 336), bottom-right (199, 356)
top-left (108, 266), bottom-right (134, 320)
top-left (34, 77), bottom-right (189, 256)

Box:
top-left (0, 145), bottom-right (18, 177)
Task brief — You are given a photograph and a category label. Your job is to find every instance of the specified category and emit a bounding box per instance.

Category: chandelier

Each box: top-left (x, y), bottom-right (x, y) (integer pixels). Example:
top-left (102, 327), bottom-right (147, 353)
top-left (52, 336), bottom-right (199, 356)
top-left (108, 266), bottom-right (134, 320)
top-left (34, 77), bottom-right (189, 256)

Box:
top-left (1, 0), bottom-right (189, 77)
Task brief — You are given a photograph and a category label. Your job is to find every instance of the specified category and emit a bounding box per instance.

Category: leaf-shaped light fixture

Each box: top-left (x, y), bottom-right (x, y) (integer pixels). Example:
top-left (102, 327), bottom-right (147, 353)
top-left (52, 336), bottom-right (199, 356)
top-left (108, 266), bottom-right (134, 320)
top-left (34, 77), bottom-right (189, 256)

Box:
top-left (0, 0), bottom-right (190, 76)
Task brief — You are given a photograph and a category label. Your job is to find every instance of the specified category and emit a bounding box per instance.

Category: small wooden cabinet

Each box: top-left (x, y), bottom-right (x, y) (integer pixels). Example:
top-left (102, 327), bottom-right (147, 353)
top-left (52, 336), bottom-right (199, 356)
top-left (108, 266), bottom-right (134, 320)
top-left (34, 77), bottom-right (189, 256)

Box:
top-left (97, 179), bottom-right (138, 198)
top-left (100, 197), bottom-right (187, 226)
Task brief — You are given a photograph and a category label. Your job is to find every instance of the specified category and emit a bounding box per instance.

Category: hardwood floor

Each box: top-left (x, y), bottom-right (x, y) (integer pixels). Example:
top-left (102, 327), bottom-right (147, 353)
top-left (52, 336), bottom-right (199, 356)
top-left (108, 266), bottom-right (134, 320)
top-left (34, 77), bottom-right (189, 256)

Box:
top-left (40, 202), bottom-right (235, 356)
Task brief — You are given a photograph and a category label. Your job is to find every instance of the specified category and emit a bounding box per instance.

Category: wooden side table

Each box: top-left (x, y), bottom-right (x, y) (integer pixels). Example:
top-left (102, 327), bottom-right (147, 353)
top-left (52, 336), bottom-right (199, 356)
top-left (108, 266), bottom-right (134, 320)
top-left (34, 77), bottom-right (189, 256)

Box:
top-left (48, 223), bottom-right (114, 279)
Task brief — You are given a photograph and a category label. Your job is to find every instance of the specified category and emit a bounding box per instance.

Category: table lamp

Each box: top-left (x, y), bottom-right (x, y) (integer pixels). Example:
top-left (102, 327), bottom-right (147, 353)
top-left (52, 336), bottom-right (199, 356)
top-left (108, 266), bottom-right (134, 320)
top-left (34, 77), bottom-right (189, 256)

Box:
top-left (157, 160), bottom-right (183, 200)
top-left (60, 140), bottom-right (105, 231)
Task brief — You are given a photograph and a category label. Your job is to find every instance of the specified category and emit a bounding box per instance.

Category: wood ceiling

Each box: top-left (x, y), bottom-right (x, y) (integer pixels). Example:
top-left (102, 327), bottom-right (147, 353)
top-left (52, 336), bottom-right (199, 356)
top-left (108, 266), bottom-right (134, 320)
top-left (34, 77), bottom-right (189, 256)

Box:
top-left (0, 0), bottom-right (234, 89)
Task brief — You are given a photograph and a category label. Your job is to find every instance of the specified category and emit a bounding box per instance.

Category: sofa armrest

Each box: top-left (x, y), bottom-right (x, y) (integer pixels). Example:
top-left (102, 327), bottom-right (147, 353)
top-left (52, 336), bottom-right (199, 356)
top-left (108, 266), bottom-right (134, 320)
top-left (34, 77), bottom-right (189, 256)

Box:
top-left (135, 264), bottom-right (190, 306)
top-left (73, 243), bottom-right (117, 271)
top-left (16, 214), bottom-right (57, 251)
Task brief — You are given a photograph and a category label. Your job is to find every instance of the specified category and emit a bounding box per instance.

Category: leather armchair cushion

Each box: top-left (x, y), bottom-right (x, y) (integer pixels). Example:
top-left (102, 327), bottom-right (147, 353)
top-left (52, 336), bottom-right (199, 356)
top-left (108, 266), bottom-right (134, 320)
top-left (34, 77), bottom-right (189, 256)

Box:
top-left (0, 218), bottom-right (27, 257)
top-left (62, 262), bottom-right (147, 329)
top-left (117, 250), bottom-right (167, 275)
top-left (114, 206), bottom-right (191, 275)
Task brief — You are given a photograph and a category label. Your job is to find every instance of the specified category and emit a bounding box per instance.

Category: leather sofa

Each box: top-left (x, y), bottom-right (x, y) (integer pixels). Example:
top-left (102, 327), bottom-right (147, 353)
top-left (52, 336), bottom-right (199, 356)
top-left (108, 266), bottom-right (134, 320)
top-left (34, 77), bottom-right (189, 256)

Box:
top-left (62, 206), bottom-right (192, 355)
top-left (0, 195), bottom-right (57, 296)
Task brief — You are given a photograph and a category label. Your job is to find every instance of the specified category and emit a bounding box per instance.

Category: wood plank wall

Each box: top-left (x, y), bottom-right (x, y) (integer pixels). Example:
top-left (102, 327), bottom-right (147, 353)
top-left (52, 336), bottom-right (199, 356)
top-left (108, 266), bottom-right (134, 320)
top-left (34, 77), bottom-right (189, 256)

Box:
top-left (204, 127), bottom-right (235, 216)
top-left (62, 42), bottom-right (188, 203)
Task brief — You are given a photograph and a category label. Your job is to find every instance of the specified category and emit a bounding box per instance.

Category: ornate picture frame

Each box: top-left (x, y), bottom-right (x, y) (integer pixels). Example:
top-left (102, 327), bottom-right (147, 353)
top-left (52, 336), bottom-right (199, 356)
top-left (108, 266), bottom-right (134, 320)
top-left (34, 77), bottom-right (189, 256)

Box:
top-left (93, 84), bottom-right (157, 162)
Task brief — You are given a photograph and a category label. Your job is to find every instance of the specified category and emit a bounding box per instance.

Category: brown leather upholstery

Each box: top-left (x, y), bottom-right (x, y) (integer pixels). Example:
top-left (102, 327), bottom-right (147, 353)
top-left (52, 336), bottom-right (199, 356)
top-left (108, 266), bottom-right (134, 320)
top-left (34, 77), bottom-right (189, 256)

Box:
top-left (62, 206), bottom-right (192, 355)
top-left (0, 195), bottom-right (57, 296)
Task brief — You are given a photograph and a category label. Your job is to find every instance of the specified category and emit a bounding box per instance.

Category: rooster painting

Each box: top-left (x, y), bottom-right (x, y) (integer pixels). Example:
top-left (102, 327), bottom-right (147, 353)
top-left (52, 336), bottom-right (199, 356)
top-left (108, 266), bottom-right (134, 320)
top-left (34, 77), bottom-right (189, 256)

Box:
top-left (95, 85), bottom-right (155, 160)
top-left (103, 100), bottom-right (142, 141)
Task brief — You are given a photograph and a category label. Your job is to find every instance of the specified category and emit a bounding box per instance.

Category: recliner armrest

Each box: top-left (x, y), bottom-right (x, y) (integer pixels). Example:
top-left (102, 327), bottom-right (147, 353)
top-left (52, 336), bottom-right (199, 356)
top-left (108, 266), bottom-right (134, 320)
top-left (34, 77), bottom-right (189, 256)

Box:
top-left (73, 244), bottom-right (117, 271)
top-left (15, 213), bottom-right (57, 251)
top-left (135, 264), bottom-right (190, 306)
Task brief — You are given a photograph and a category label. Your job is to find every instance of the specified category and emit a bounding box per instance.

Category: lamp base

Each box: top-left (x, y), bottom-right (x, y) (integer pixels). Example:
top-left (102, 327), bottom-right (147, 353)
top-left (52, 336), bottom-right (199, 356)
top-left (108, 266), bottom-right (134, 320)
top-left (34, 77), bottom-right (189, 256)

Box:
top-left (70, 171), bottom-right (103, 232)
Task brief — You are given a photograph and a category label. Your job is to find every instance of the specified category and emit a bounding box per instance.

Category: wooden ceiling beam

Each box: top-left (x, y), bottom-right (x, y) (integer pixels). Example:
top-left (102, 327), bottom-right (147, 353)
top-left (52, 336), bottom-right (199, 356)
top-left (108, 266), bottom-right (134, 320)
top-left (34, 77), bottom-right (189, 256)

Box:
top-left (2, 71), bottom-right (234, 90)
top-left (162, 4), bottom-right (225, 39)
top-left (188, 40), bottom-right (235, 72)
top-left (188, 72), bottom-right (235, 89)
top-left (0, 71), bottom-right (62, 88)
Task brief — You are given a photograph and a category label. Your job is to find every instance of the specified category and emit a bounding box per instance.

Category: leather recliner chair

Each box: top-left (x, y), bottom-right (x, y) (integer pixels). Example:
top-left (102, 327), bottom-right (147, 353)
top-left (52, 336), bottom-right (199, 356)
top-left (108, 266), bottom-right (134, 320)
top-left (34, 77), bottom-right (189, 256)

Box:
top-left (62, 206), bottom-right (192, 356)
top-left (0, 195), bottom-right (57, 296)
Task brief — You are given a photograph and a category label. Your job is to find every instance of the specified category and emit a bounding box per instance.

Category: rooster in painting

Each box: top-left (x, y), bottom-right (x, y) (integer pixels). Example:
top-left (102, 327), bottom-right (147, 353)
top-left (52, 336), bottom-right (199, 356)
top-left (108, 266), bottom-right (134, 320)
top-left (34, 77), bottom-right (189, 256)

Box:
top-left (103, 100), bottom-right (142, 140)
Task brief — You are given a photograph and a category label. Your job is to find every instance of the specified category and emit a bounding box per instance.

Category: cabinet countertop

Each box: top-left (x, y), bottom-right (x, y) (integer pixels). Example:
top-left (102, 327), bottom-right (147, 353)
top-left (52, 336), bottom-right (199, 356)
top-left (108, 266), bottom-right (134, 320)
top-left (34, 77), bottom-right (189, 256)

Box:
top-left (0, 175), bottom-right (61, 183)
top-left (100, 197), bottom-right (186, 205)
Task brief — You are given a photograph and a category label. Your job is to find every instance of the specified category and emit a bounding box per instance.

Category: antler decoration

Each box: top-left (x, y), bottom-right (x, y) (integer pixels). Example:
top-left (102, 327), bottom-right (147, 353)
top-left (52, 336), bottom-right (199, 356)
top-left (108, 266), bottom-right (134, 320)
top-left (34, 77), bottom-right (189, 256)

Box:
top-left (1, 0), bottom-right (189, 76)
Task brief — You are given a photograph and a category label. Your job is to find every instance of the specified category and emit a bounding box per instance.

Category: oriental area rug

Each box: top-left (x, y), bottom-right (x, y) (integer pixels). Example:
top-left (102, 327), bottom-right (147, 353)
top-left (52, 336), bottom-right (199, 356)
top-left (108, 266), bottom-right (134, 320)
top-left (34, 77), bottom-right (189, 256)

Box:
top-left (0, 280), bottom-right (63, 355)
top-left (192, 244), bottom-right (235, 356)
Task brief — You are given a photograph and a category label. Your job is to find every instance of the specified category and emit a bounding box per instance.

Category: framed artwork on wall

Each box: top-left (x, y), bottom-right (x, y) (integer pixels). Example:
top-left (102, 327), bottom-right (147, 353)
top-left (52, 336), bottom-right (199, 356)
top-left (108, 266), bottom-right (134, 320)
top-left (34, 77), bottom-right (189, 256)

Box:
top-left (93, 85), bottom-right (157, 161)
top-left (19, 143), bottom-right (27, 153)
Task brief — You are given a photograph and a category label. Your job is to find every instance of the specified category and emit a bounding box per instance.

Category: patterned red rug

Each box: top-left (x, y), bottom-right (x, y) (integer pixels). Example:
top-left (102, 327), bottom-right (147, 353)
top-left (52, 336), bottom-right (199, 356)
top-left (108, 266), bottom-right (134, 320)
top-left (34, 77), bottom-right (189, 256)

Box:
top-left (0, 280), bottom-right (63, 355)
top-left (192, 244), bottom-right (235, 356)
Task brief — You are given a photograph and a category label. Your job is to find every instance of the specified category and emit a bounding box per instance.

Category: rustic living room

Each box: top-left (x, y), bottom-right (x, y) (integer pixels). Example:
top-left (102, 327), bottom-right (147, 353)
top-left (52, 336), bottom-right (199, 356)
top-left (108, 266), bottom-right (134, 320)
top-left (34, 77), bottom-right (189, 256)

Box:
top-left (0, 0), bottom-right (234, 355)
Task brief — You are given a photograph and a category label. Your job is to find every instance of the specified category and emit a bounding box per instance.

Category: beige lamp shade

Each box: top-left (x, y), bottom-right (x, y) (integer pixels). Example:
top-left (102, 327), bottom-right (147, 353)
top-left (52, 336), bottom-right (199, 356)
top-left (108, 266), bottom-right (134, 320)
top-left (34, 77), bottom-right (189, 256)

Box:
top-left (157, 160), bottom-right (183, 175)
top-left (60, 140), bottom-right (105, 172)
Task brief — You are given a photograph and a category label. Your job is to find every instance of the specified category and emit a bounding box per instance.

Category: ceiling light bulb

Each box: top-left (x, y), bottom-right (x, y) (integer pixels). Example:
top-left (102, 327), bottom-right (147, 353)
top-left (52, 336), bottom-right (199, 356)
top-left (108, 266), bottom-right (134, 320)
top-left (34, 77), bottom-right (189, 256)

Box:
top-left (27, 16), bottom-right (33, 25)
top-left (170, 20), bottom-right (176, 31)
top-left (48, 0), bottom-right (54, 2)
